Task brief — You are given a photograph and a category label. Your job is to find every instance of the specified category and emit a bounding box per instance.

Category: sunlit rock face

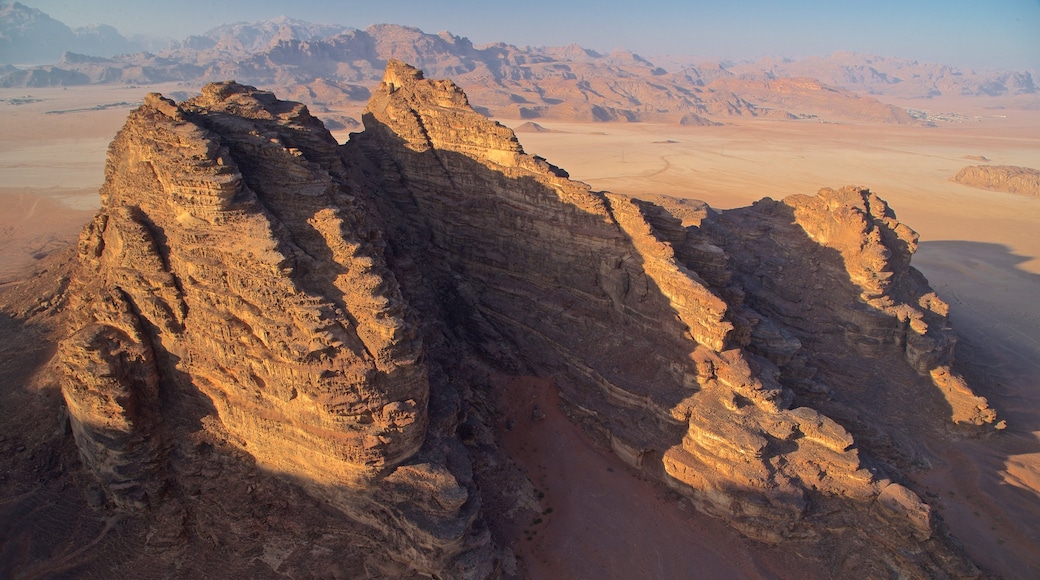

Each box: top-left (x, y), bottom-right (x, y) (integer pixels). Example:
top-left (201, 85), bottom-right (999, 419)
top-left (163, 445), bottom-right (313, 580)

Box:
top-left (62, 83), bottom-right (427, 489)
top-left (58, 79), bottom-right (485, 576)
top-left (59, 61), bottom-right (993, 577)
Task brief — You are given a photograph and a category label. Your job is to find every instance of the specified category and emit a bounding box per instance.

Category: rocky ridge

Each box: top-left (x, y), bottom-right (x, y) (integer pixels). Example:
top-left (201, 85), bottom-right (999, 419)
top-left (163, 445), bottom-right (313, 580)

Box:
top-left (41, 61), bottom-right (999, 577)
top-left (1, 13), bottom-right (930, 125)
top-left (58, 77), bottom-right (492, 576)
top-left (952, 164), bottom-right (1040, 198)
top-left (720, 52), bottom-right (1038, 99)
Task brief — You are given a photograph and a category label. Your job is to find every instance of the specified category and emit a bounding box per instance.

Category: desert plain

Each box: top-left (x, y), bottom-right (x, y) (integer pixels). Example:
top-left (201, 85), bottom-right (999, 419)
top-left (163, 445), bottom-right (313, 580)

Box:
top-left (2, 83), bottom-right (1039, 577)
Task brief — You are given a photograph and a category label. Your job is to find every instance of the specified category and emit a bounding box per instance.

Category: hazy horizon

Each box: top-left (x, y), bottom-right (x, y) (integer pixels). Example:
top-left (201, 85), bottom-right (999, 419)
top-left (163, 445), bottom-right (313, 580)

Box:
top-left (11, 0), bottom-right (1040, 70)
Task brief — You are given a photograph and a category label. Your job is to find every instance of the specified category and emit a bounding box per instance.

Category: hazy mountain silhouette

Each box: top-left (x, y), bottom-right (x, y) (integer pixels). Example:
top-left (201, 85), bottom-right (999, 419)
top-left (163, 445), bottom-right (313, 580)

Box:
top-left (0, 2), bottom-right (143, 64)
top-left (1, 9), bottom-right (1036, 120)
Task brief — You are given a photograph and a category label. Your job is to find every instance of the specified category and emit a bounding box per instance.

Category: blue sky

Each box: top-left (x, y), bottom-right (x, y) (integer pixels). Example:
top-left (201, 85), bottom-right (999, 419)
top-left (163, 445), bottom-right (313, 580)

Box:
top-left (17, 0), bottom-right (1040, 69)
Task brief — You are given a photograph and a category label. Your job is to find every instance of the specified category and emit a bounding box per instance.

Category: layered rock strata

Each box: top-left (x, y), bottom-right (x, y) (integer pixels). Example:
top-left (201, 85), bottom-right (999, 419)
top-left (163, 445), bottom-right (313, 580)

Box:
top-left (58, 61), bottom-right (996, 577)
top-left (352, 62), bottom-right (991, 575)
top-left (59, 81), bottom-right (490, 576)
top-left (952, 164), bottom-right (1040, 197)
top-left (700, 188), bottom-right (999, 430)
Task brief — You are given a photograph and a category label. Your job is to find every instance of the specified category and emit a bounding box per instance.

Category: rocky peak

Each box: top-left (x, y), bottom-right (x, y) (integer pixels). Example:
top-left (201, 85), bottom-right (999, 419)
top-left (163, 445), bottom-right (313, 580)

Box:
top-left (60, 75), bottom-right (482, 575)
top-left (382, 58), bottom-right (425, 92)
top-left (367, 59), bottom-right (524, 164)
top-left (55, 62), bottom-right (995, 577)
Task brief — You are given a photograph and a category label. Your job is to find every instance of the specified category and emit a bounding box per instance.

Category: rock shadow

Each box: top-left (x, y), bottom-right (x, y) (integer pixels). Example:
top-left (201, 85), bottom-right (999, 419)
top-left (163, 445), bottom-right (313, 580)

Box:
top-left (700, 197), bottom-right (970, 474)
top-left (350, 115), bottom-right (718, 464)
top-left (916, 240), bottom-right (1040, 413)
top-left (341, 100), bottom-right (1004, 571)
top-left (913, 240), bottom-right (1040, 574)
top-left (914, 240), bottom-right (1040, 444)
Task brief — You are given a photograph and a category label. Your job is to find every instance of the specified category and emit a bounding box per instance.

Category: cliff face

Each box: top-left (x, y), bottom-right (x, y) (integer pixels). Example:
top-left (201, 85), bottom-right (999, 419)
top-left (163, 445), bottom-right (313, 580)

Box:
top-left (57, 61), bottom-right (997, 577)
top-left (704, 188), bottom-right (999, 430)
top-left (64, 85), bottom-right (425, 485)
top-left (59, 79), bottom-right (489, 576)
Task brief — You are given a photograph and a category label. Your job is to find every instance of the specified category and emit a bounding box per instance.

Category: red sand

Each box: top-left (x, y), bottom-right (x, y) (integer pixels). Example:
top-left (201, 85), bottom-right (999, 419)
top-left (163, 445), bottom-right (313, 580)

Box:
top-left (494, 376), bottom-right (824, 579)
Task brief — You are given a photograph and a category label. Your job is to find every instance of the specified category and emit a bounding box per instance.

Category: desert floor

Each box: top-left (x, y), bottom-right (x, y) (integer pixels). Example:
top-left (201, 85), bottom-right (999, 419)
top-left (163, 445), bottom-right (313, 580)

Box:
top-left (0, 84), bottom-right (167, 281)
top-left (2, 85), bottom-right (1038, 577)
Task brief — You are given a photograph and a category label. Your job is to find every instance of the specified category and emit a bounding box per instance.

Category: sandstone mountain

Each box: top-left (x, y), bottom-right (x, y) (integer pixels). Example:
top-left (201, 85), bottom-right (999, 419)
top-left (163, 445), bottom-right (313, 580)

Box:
top-left (0, 61), bottom-right (1004, 577)
top-left (168, 16), bottom-right (354, 54)
top-left (0, 2), bottom-right (143, 64)
top-left (702, 76), bottom-right (914, 123)
top-left (952, 164), bottom-right (1040, 198)
top-left (663, 51), bottom-right (1039, 100)
top-left (0, 12), bottom-right (930, 125)
top-left (6, 9), bottom-right (1037, 122)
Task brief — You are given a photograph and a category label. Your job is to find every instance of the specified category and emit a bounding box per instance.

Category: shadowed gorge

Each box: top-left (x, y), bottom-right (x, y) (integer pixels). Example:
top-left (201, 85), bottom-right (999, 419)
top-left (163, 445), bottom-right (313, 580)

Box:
top-left (1, 61), bottom-right (1009, 577)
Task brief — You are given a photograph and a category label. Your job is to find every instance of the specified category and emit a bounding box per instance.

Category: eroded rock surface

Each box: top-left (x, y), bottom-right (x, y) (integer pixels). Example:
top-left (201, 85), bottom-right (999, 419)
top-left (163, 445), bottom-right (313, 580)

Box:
top-left (952, 164), bottom-right (1040, 198)
top-left (59, 78), bottom-right (490, 577)
top-left (52, 61), bottom-right (997, 577)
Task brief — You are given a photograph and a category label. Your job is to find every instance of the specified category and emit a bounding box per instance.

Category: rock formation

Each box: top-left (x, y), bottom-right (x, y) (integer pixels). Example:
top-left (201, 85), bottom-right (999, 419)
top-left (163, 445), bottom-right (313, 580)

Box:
top-left (952, 164), bottom-right (1040, 198)
top-left (58, 78), bottom-right (492, 576)
top-left (51, 61), bottom-right (998, 577)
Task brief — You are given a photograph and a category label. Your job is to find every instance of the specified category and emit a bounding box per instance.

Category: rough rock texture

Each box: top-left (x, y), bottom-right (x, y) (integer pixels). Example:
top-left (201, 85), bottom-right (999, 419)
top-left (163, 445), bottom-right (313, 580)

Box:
top-left (52, 61), bottom-right (997, 577)
top-left (352, 62), bottom-right (991, 576)
top-left (664, 187), bottom-right (1003, 551)
top-left (952, 164), bottom-right (1040, 198)
top-left (58, 79), bottom-right (491, 577)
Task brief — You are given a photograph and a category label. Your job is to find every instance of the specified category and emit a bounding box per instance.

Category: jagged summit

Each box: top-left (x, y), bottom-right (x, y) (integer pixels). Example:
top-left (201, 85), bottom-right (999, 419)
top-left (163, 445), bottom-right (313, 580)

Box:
top-left (48, 63), bottom-right (996, 577)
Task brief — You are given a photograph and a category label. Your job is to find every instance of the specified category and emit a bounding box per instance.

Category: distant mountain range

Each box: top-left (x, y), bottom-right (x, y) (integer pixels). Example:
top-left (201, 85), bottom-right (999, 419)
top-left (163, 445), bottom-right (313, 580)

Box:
top-left (0, 2), bottom-right (148, 64)
top-left (2, 4), bottom-right (1036, 124)
top-left (722, 52), bottom-right (1038, 99)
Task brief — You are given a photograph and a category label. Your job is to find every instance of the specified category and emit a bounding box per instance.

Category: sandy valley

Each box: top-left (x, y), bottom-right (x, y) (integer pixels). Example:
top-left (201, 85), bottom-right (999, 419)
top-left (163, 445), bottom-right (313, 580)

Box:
top-left (2, 82), bottom-right (1039, 577)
